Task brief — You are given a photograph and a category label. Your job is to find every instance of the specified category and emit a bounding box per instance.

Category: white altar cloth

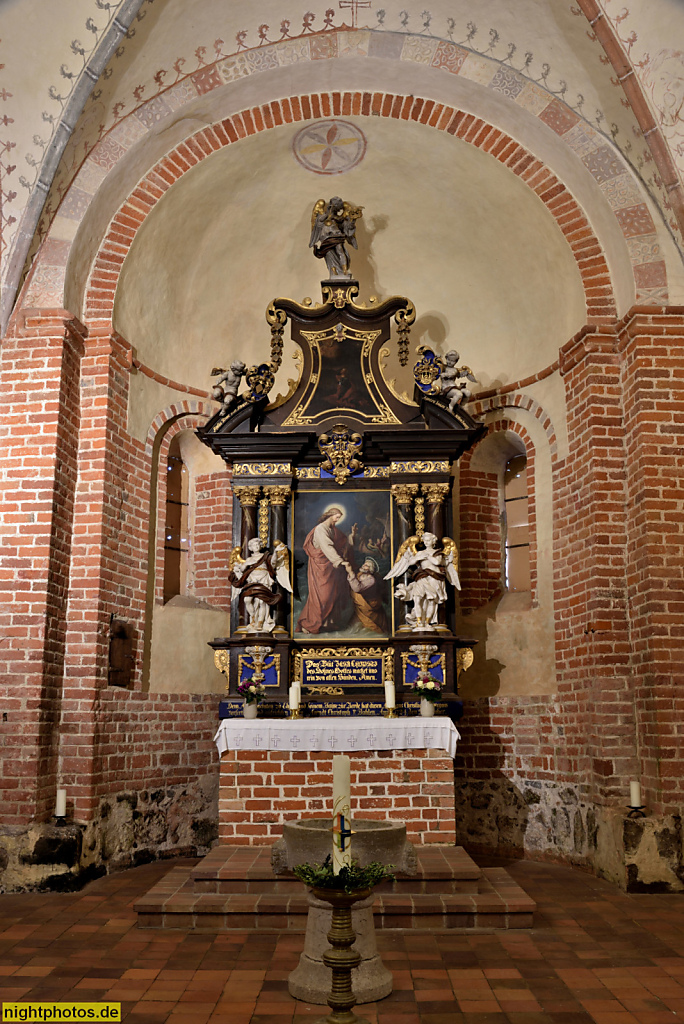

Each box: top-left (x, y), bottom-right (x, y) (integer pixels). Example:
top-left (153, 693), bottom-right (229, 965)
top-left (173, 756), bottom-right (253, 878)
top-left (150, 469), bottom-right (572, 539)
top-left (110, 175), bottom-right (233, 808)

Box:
top-left (214, 716), bottom-right (460, 759)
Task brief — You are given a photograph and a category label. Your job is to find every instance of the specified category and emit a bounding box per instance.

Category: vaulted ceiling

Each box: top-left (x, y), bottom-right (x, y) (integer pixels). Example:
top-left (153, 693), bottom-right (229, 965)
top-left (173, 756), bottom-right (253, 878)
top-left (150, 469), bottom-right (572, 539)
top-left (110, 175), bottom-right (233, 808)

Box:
top-left (3, 0), bottom-right (684, 374)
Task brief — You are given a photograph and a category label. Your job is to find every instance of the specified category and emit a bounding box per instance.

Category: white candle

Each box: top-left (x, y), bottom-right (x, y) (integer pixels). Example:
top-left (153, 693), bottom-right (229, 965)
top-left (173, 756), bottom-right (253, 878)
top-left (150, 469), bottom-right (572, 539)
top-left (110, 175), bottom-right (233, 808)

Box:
top-left (55, 789), bottom-right (67, 818)
top-left (288, 684), bottom-right (299, 710)
top-left (630, 780), bottom-right (641, 807)
top-left (384, 678), bottom-right (395, 709)
top-left (332, 754), bottom-right (352, 873)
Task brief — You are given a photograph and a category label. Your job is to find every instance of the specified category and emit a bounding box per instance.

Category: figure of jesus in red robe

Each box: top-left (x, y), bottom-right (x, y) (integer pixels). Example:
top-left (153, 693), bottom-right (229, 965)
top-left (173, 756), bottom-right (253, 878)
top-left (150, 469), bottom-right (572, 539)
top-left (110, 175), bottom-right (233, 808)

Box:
top-left (295, 507), bottom-right (357, 634)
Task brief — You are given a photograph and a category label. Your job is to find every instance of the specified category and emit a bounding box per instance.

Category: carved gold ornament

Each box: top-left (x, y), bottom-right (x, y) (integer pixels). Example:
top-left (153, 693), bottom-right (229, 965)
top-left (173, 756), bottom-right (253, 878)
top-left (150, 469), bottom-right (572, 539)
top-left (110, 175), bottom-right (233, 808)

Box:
top-left (264, 485), bottom-right (291, 506)
top-left (234, 485), bottom-right (261, 507)
top-left (414, 496), bottom-right (425, 538)
top-left (423, 483), bottom-right (450, 505)
top-left (391, 483), bottom-right (419, 505)
top-left (318, 424), bottom-right (363, 486)
top-left (214, 649), bottom-right (230, 691)
top-left (390, 460), bottom-right (450, 474)
top-left (258, 497), bottom-right (270, 545)
top-left (457, 647), bottom-right (474, 676)
top-left (234, 462), bottom-right (292, 477)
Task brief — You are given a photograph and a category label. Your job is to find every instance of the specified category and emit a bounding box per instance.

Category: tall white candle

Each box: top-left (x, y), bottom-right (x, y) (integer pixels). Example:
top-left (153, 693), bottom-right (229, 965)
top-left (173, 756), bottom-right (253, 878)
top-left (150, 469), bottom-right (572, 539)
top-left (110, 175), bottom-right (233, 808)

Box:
top-left (630, 780), bottom-right (641, 807)
top-left (55, 789), bottom-right (67, 818)
top-left (332, 754), bottom-right (352, 873)
top-left (384, 678), bottom-right (395, 709)
top-left (288, 684), bottom-right (300, 710)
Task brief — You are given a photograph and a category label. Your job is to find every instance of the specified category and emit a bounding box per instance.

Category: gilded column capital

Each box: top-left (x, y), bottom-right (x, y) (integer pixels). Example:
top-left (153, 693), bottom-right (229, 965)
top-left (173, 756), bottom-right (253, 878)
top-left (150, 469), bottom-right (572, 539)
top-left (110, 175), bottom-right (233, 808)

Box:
top-left (391, 483), bottom-right (419, 504)
top-left (234, 485), bottom-right (261, 507)
top-left (423, 483), bottom-right (450, 505)
top-left (264, 485), bottom-right (292, 506)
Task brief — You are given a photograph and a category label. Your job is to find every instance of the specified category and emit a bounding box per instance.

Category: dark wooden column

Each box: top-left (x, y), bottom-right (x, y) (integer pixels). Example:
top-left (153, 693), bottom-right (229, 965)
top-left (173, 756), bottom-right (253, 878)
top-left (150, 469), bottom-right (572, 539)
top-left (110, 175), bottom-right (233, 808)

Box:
top-left (423, 482), bottom-right (451, 628)
top-left (234, 485), bottom-right (261, 557)
top-left (265, 484), bottom-right (291, 634)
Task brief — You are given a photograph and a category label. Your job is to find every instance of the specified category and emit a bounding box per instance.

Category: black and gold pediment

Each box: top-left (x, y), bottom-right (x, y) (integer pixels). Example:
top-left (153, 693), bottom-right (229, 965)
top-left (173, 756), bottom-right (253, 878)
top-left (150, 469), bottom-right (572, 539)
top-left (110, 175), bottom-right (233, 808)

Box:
top-left (264, 280), bottom-right (419, 431)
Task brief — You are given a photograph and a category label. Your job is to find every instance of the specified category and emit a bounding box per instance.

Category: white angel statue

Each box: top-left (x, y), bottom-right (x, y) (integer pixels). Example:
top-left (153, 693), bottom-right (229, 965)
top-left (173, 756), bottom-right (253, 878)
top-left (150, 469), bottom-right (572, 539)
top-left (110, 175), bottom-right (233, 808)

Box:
top-left (384, 532), bottom-right (460, 631)
top-left (228, 537), bottom-right (292, 634)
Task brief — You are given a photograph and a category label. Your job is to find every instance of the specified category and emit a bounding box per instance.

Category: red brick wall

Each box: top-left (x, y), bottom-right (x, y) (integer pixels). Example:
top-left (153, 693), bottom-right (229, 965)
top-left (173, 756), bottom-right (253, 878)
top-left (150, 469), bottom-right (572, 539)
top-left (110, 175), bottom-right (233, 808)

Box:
top-left (0, 312), bottom-right (85, 823)
top-left (191, 470), bottom-right (232, 609)
top-left (619, 310), bottom-right (684, 815)
top-left (219, 749), bottom-right (456, 846)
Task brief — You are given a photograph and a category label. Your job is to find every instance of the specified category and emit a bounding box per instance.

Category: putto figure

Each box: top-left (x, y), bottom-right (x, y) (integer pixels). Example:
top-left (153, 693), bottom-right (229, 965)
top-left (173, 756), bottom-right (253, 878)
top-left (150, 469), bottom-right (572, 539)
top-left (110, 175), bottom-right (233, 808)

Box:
top-left (229, 537), bottom-right (292, 634)
top-left (385, 533), bottom-right (460, 632)
top-left (211, 360), bottom-right (247, 412)
top-left (309, 197), bottom-right (363, 278)
top-left (436, 351), bottom-right (477, 412)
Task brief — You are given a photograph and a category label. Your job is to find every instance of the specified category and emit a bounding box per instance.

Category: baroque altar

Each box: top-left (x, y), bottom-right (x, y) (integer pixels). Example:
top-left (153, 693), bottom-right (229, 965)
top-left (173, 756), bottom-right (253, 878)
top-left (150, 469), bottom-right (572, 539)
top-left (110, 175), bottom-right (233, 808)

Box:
top-left (198, 199), bottom-right (486, 719)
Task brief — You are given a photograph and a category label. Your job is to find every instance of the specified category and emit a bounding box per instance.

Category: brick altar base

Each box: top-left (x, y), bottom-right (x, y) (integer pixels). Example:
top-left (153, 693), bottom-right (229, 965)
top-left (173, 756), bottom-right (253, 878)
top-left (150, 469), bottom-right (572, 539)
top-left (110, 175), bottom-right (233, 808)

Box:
top-left (219, 748), bottom-right (456, 845)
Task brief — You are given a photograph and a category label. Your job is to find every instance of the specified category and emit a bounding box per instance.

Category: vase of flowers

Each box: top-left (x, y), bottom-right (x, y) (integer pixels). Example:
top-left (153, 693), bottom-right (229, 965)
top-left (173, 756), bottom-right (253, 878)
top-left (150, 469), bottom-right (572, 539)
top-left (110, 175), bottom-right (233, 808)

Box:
top-left (237, 676), bottom-right (265, 718)
top-left (410, 673), bottom-right (442, 717)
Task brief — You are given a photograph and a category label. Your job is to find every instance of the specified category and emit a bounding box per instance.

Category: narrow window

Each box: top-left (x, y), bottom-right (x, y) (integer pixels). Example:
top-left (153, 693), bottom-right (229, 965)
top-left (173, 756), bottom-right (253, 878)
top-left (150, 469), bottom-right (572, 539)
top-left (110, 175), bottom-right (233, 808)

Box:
top-left (504, 453), bottom-right (530, 591)
top-left (163, 436), bottom-right (189, 603)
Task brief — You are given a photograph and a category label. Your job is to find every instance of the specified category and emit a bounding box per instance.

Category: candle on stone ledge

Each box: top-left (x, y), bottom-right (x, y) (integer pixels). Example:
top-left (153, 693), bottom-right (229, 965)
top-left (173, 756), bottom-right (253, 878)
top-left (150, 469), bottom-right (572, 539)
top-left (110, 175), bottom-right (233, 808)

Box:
top-left (630, 780), bottom-right (641, 807)
top-left (288, 682), bottom-right (300, 710)
top-left (384, 678), bottom-right (395, 709)
top-left (55, 789), bottom-right (67, 818)
top-left (332, 754), bottom-right (352, 874)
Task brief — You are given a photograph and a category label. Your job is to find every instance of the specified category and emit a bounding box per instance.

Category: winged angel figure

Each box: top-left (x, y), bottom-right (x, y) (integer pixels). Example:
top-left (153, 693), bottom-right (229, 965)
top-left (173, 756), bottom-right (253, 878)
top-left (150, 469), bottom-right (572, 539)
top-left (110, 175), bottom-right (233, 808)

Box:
top-left (309, 197), bottom-right (363, 277)
top-left (228, 538), bottom-right (292, 634)
top-left (384, 533), bottom-right (460, 631)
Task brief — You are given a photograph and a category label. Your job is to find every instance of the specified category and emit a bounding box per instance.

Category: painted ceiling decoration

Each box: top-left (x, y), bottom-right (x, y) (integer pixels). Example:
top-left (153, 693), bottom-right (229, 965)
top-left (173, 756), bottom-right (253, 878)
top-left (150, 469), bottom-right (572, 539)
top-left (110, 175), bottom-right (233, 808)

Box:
top-left (1, 0), bottom-right (683, 335)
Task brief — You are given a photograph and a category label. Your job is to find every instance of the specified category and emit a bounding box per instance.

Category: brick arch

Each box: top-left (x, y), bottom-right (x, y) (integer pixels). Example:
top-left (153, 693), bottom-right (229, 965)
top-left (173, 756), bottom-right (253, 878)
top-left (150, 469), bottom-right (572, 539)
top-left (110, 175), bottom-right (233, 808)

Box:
top-left (145, 401), bottom-right (212, 457)
top-left (469, 393), bottom-right (558, 462)
top-left (459, 415), bottom-right (539, 608)
top-left (82, 92), bottom-right (618, 323)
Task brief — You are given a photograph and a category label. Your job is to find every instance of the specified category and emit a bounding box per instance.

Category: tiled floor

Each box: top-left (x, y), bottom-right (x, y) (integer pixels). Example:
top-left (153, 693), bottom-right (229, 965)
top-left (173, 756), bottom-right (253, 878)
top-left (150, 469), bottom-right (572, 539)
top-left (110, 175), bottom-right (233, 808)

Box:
top-left (1, 856), bottom-right (683, 1024)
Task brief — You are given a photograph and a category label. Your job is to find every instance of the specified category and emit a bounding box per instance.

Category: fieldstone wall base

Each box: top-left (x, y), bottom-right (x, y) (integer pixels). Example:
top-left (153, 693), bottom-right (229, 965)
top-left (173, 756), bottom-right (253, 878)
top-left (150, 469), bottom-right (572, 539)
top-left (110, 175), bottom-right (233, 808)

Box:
top-left (0, 775), bottom-right (218, 892)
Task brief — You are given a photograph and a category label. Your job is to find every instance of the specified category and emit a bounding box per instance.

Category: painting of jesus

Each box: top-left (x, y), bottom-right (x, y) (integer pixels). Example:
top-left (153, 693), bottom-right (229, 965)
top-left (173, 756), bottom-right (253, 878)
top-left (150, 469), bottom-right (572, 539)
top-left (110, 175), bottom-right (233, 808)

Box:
top-left (292, 491), bottom-right (392, 638)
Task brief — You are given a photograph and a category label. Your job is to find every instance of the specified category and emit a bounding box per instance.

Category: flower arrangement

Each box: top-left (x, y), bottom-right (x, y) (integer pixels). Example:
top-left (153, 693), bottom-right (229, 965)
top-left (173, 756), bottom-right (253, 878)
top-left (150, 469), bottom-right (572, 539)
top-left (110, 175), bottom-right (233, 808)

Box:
top-left (293, 855), bottom-right (394, 894)
top-left (409, 673), bottom-right (443, 703)
top-left (237, 676), bottom-right (266, 704)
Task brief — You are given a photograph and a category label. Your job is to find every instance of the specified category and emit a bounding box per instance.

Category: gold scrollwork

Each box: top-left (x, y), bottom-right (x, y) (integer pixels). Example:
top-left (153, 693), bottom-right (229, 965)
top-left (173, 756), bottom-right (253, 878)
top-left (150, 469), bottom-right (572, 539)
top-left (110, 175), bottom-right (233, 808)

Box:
top-left (214, 649), bottom-right (230, 691)
top-left (390, 460), bottom-right (450, 474)
top-left (456, 647), bottom-right (474, 677)
top-left (319, 424), bottom-right (363, 486)
top-left (383, 648), bottom-right (395, 684)
top-left (365, 466), bottom-right (390, 478)
top-left (300, 646), bottom-right (387, 658)
top-left (234, 462), bottom-right (292, 477)
top-left (305, 685), bottom-right (344, 695)
top-left (295, 467), bottom-right (321, 480)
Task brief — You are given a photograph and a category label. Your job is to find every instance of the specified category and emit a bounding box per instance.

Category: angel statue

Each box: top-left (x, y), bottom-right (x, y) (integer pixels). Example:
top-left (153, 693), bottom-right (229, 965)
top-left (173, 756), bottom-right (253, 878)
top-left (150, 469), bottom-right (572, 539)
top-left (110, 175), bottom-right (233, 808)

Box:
top-left (384, 533), bottom-right (460, 632)
top-left (437, 351), bottom-right (477, 412)
top-left (228, 537), bottom-right (292, 634)
top-left (309, 197), bottom-right (363, 278)
top-left (210, 360), bottom-right (246, 412)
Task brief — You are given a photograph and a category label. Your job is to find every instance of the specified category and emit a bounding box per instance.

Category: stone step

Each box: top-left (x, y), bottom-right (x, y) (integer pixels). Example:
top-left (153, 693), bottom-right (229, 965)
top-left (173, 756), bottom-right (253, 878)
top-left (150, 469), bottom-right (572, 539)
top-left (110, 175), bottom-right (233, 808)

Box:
top-left (189, 842), bottom-right (481, 895)
top-left (135, 862), bottom-right (535, 932)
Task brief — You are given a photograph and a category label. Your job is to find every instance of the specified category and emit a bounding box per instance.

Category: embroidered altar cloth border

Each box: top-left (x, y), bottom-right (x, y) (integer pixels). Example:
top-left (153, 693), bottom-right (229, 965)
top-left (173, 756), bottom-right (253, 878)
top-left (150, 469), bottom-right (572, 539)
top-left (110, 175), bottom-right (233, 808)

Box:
top-left (214, 716), bottom-right (460, 759)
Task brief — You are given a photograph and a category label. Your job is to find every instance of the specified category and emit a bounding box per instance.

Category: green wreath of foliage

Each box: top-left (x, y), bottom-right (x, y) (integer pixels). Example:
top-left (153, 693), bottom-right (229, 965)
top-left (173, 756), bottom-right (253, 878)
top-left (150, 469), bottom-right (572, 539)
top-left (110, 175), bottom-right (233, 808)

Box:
top-left (292, 855), bottom-right (394, 893)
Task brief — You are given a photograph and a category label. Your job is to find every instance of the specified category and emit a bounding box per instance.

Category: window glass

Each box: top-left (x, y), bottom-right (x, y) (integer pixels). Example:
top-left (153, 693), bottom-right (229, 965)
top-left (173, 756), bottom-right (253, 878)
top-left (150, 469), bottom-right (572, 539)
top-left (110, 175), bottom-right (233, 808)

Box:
top-left (504, 454), bottom-right (530, 591)
top-left (163, 437), bottom-right (189, 603)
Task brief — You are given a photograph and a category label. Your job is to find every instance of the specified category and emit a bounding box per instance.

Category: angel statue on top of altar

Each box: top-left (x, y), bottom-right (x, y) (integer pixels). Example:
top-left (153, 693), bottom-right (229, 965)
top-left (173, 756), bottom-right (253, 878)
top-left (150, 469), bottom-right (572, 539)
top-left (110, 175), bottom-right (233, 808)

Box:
top-left (309, 197), bottom-right (363, 278)
top-left (228, 537), bottom-right (292, 634)
top-left (384, 532), bottom-right (460, 632)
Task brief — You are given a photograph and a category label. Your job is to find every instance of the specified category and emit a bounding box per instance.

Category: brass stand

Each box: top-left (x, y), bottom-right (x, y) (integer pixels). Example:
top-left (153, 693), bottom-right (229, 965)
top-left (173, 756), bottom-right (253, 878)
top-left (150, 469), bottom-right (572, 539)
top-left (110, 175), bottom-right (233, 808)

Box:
top-left (311, 887), bottom-right (372, 1024)
top-left (382, 707), bottom-right (398, 718)
top-left (289, 707), bottom-right (303, 720)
